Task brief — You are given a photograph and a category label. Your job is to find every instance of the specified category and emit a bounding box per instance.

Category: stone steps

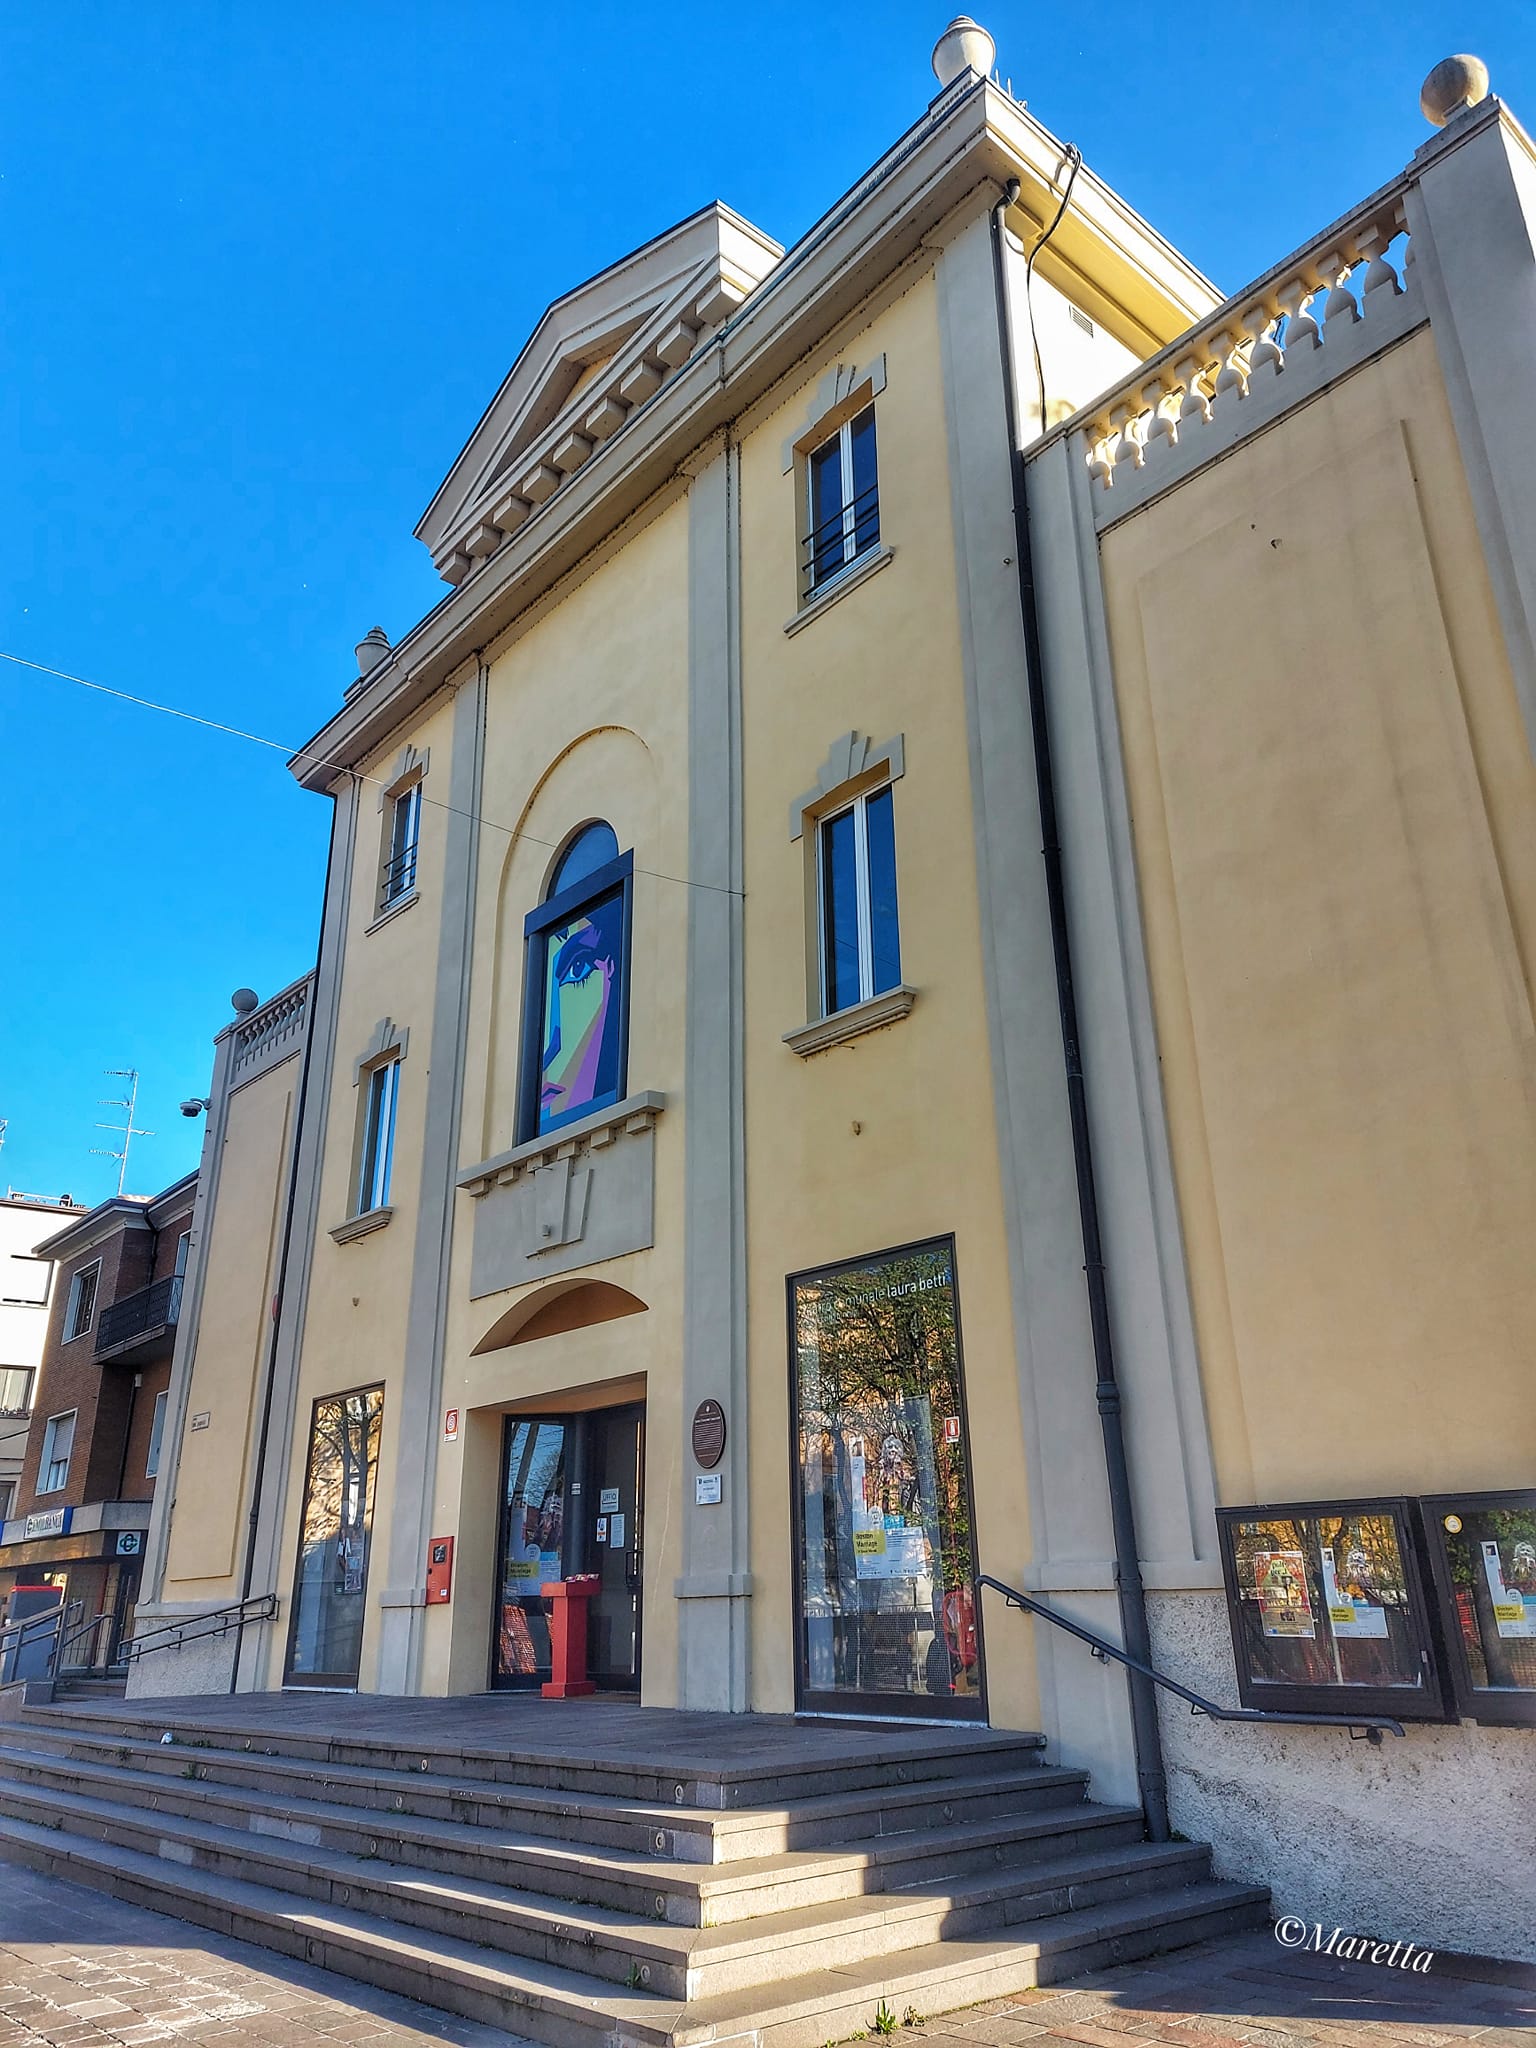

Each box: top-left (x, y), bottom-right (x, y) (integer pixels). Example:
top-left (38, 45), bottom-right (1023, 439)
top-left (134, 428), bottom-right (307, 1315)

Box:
top-left (0, 1740), bottom-right (1142, 1922)
top-left (0, 1699), bottom-right (1270, 2042)
top-left (0, 1810), bottom-right (1269, 2048)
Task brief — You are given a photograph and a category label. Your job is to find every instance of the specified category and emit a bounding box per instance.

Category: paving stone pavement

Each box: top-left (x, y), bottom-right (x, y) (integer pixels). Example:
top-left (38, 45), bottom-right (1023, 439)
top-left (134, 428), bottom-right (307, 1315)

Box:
top-left (0, 1867), bottom-right (535, 2048)
top-left (0, 1871), bottom-right (1529, 2048)
top-left (914, 1928), bottom-right (1534, 2048)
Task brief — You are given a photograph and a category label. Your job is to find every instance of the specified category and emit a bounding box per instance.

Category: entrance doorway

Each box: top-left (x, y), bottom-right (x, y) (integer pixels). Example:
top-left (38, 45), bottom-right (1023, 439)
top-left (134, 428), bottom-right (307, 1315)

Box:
top-left (491, 1401), bottom-right (643, 1692)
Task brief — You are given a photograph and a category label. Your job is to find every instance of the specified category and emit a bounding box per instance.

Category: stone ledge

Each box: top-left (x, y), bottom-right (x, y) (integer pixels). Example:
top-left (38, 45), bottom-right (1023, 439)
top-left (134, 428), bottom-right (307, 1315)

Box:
top-left (457, 1090), bottom-right (667, 1195)
top-left (364, 888), bottom-right (419, 936)
top-left (785, 546), bottom-right (895, 636)
top-left (783, 985), bottom-right (917, 1058)
top-left (329, 1205), bottom-right (393, 1245)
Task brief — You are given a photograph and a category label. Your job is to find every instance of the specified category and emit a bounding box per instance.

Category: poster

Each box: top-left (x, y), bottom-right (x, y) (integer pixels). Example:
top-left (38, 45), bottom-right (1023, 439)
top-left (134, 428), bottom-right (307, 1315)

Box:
top-left (1482, 1540), bottom-right (1536, 1639)
top-left (1253, 1549), bottom-right (1316, 1638)
top-left (846, 1429), bottom-right (932, 1581)
top-left (1320, 1546), bottom-right (1389, 1639)
top-left (609, 1513), bottom-right (625, 1548)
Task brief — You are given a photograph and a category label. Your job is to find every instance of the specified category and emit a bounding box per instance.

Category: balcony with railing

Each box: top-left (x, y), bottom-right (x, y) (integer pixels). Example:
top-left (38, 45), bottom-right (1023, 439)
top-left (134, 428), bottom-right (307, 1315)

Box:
top-left (94, 1273), bottom-right (182, 1366)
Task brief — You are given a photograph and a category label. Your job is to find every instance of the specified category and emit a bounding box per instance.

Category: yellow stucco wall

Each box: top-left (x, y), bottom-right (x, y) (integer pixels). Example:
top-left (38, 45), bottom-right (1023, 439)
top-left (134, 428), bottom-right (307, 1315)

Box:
top-left (738, 266), bottom-right (1040, 1727)
top-left (258, 690), bottom-right (459, 1687)
top-left (163, 1054), bottom-right (298, 1598)
top-left (426, 495), bottom-right (692, 1702)
top-left (1101, 328), bottom-right (1536, 1504)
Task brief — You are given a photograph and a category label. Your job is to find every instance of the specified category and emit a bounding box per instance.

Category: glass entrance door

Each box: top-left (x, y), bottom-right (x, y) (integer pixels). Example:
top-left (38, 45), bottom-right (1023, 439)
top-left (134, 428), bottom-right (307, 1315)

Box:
top-left (490, 1403), bottom-right (644, 1692)
top-left (791, 1238), bottom-right (985, 1720)
top-left (285, 1385), bottom-right (385, 1688)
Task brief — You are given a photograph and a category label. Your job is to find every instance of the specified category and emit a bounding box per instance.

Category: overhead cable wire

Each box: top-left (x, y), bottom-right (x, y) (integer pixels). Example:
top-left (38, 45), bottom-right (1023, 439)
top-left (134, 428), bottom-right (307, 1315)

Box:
top-left (0, 647), bottom-right (742, 899)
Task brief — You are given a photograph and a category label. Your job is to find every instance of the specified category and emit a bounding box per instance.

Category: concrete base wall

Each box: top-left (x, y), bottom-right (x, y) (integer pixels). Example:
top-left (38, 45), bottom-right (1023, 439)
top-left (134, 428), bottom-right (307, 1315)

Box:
top-left (1149, 1591), bottom-right (1536, 1965)
top-left (124, 1605), bottom-right (240, 1697)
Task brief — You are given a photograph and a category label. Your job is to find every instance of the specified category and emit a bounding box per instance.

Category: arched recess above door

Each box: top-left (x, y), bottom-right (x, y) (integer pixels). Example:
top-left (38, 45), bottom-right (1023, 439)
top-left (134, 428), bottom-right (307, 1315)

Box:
top-left (471, 1278), bottom-right (647, 1354)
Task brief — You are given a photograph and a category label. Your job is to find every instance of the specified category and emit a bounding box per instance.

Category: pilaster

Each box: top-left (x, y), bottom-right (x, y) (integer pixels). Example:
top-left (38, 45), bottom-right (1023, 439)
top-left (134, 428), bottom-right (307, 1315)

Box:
top-left (676, 434), bottom-right (752, 1712)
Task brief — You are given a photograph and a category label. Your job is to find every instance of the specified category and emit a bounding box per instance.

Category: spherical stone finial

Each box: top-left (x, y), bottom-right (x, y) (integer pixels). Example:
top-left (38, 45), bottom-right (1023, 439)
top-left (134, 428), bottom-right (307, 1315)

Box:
top-left (355, 625), bottom-right (391, 677)
top-left (231, 988), bottom-right (260, 1016)
top-left (1420, 54), bottom-right (1489, 128)
top-left (932, 16), bottom-right (995, 89)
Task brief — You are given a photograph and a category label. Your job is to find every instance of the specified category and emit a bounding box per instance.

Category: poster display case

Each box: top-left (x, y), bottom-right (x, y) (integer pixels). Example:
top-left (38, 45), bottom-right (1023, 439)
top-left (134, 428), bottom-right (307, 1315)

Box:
top-left (1215, 1498), bottom-right (1449, 1721)
top-left (1418, 1489), bottom-right (1536, 1725)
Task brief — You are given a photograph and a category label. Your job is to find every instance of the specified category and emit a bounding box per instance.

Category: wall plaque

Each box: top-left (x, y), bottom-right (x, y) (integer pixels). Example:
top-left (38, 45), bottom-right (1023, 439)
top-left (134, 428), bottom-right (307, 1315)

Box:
top-left (691, 1399), bottom-right (726, 1469)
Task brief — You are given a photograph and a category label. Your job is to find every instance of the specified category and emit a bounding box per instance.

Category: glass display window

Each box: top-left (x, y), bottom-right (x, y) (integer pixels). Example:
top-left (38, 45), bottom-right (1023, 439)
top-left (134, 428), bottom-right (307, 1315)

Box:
top-left (1418, 1490), bottom-right (1536, 1725)
top-left (1215, 1499), bottom-right (1449, 1721)
top-left (789, 1236), bottom-right (984, 1721)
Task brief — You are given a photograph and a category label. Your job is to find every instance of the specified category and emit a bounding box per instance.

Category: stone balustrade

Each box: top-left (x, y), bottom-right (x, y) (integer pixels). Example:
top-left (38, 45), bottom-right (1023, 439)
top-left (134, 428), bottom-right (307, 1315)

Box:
top-left (231, 975), bottom-right (314, 1079)
top-left (1079, 186), bottom-right (1415, 498)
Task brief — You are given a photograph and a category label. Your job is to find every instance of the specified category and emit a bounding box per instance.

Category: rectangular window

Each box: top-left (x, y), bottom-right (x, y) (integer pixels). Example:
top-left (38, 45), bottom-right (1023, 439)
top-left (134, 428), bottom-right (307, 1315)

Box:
top-left (357, 1059), bottom-right (400, 1214)
top-left (173, 1231), bottom-right (191, 1278)
top-left (790, 1237), bottom-right (984, 1721)
top-left (64, 1262), bottom-right (100, 1340)
top-left (818, 784), bottom-right (901, 1015)
top-left (806, 404), bottom-right (879, 592)
top-left (1216, 1500), bottom-right (1448, 1721)
top-left (0, 1366), bottom-right (34, 1416)
top-left (381, 783), bottom-right (422, 907)
top-left (0, 1480), bottom-right (15, 1522)
top-left (3, 1255), bottom-right (50, 1307)
top-left (284, 1385), bottom-right (385, 1687)
top-left (145, 1389), bottom-right (169, 1479)
top-left (39, 1410), bottom-right (77, 1494)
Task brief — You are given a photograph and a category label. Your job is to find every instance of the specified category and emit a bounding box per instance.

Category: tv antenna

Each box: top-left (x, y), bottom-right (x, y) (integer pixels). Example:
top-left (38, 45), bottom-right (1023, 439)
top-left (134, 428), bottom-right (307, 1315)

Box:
top-left (93, 1068), bottom-right (153, 1196)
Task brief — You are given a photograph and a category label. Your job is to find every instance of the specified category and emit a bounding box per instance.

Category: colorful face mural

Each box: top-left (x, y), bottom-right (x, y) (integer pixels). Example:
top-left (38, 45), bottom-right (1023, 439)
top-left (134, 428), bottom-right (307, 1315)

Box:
top-left (539, 889), bottom-right (624, 1132)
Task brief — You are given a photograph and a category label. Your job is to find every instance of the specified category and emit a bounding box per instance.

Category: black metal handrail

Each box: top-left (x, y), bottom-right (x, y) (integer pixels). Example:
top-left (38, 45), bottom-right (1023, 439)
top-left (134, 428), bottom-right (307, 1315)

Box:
top-left (120, 1592), bottom-right (277, 1664)
top-left (0, 1601), bottom-right (65, 1655)
top-left (95, 1273), bottom-right (183, 1354)
top-left (801, 480), bottom-right (880, 570)
top-left (976, 1573), bottom-right (1405, 1744)
top-left (380, 841), bottom-right (418, 902)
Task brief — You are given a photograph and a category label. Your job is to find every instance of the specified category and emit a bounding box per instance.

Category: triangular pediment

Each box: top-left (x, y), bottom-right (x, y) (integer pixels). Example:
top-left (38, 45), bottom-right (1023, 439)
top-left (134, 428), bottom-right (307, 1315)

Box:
top-left (417, 202), bottom-right (781, 583)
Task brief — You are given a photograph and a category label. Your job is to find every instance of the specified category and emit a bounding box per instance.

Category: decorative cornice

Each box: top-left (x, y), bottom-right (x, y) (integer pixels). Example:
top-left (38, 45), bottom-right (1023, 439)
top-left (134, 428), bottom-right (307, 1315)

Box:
top-left (783, 984), bottom-right (918, 1056)
top-left (790, 730), bottom-right (905, 841)
top-left (457, 1090), bottom-right (667, 1196)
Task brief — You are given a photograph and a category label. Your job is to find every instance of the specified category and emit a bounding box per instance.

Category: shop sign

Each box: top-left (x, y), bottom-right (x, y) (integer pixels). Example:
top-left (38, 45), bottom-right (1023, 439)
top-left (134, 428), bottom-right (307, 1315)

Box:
top-left (25, 1508), bottom-right (71, 1540)
top-left (115, 1531), bottom-right (143, 1557)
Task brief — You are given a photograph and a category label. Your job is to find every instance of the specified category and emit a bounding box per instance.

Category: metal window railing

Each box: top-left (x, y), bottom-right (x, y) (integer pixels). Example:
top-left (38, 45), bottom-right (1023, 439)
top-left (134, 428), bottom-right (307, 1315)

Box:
top-left (380, 841), bottom-right (418, 904)
top-left (977, 1572), bottom-right (1405, 1744)
top-left (801, 480), bottom-right (881, 589)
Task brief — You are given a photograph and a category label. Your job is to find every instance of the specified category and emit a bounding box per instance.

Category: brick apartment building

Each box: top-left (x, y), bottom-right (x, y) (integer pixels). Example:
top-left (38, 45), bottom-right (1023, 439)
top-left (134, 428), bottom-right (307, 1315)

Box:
top-left (0, 1172), bottom-right (196, 1669)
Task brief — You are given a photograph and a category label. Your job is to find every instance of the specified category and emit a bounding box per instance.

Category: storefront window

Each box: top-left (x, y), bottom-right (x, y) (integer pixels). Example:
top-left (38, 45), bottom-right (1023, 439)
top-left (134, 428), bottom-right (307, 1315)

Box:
top-left (285, 1386), bottom-right (384, 1688)
top-left (1216, 1499), bottom-right (1446, 1720)
top-left (491, 1418), bottom-right (567, 1689)
top-left (1419, 1491), bottom-right (1536, 1725)
top-left (790, 1237), bottom-right (983, 1720)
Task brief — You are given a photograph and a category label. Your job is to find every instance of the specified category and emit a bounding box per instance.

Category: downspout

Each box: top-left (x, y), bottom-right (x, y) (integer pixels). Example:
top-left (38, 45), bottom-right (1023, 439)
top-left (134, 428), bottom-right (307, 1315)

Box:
top-left (987, 177), bottom-right (1171, 1842)
top-left (227, 786), bottom-right (343, 1692)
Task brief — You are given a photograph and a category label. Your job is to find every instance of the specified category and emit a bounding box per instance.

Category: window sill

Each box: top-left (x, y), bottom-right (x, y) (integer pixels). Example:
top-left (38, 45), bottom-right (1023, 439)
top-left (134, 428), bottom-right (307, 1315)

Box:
top-left (457, 1090), bottom-right (667, 1195)
top-left (329, 1206), bottom-right (394, 1245)
top-left (365, 888), bottom-right (418, 935)
top-left (786, 546), bottom-right (894, 636)
top-left (783, 984), bottom-right (917, 1057)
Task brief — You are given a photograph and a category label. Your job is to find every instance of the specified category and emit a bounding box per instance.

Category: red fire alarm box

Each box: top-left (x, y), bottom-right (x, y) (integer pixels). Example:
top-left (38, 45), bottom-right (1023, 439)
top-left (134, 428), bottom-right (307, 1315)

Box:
top-left (426, 1536), bottom-right (454, 1604)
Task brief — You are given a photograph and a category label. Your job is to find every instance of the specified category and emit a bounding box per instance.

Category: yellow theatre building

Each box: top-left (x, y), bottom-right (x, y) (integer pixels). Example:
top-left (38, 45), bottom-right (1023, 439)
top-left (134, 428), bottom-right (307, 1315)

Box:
top-left (134, 26), bottom-right (1535, 1963)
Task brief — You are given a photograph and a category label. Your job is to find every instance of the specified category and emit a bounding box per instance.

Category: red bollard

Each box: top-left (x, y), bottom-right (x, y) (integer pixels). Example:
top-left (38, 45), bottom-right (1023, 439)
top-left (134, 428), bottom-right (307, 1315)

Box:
top-left (540, 1574), bottom-right (601, 1697)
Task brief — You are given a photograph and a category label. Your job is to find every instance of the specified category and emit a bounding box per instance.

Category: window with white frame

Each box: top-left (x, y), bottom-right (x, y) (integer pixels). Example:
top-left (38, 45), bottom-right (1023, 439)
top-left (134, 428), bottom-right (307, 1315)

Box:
top-left (818, 782), bottom-right (901, 1015)
top-left (0, 1366), bottom-right (34, 1416)
top-left (174, 1230), bottom-right (191, 1277)
top-left (3, 1254), bottom-right (50, 1307)
top-left (357, 1057), bottom-right (400, 1215)
top-left (63, 1261), bottom-right (100, 1341)
top-left (145, 1389), bottom-right (169, 1478)
top-left (805, 404), bottom-right (879, 594)
top-left (380, 780), bottom-right (422, 909)
top-left (39, 1410), bottom-right (76, 1493)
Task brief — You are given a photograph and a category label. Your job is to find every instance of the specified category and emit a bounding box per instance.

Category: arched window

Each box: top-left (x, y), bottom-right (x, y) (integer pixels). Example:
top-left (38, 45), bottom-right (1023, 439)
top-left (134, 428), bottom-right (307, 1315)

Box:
top-left (519, 822), bottom-right (633, 1139)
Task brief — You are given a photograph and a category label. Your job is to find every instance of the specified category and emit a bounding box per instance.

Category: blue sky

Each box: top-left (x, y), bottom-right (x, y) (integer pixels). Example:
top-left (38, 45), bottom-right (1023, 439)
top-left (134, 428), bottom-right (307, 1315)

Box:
top-left (3, 2), bottom-right (1530, 1205)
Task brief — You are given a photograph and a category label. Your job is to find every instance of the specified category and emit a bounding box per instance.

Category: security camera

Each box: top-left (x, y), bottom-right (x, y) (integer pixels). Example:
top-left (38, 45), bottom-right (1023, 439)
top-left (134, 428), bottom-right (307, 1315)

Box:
top-left (180, 1098), bottom-right (210, 1118)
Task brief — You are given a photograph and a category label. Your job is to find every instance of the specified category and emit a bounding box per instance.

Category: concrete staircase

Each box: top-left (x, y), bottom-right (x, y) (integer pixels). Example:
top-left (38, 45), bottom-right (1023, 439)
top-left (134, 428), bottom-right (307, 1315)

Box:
top-left (0, 1700), bottom-right (1267, 2045)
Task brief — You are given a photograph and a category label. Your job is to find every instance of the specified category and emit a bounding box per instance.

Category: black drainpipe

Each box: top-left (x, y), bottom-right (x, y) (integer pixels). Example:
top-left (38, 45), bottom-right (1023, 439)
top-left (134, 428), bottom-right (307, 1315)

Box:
top-left (988, 176), bottom-right (1171, 1843)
